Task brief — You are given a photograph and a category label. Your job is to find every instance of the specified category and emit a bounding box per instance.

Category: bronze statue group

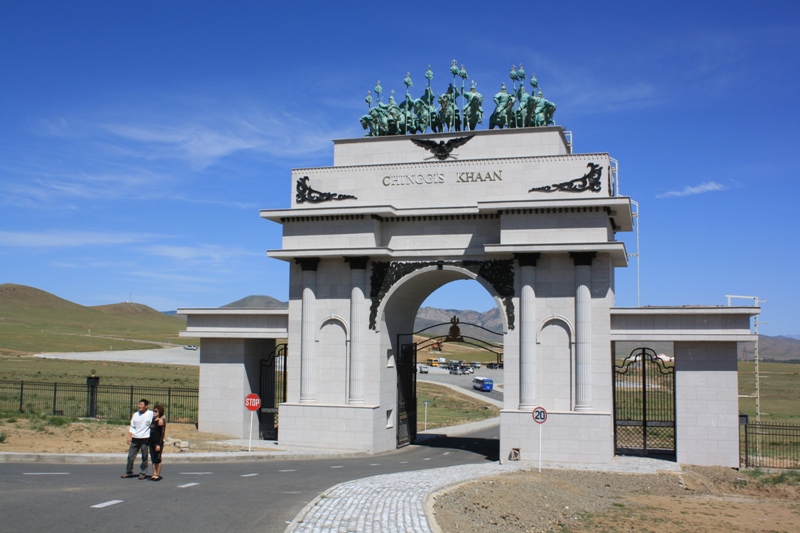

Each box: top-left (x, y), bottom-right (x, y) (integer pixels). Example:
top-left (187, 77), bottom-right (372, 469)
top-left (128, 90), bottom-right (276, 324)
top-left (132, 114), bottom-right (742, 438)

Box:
top-left (361, 61), bottom-right (557, 137)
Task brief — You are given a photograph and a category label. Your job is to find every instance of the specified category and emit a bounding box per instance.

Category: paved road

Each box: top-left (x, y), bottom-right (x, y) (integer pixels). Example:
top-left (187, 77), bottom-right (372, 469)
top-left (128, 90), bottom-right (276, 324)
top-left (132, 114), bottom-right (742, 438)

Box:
top-left (0, 428), bottom-right (500, 533)
top-left (35, 347), bottom-right (199, 365)
top-left (419, 366), bottom-right (504, 404)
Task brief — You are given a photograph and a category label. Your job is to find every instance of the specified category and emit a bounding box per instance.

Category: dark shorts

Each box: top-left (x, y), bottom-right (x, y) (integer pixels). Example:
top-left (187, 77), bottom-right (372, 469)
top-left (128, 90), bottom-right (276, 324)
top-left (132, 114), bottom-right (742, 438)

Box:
top-left (149, 442), bottom-right (163, 464)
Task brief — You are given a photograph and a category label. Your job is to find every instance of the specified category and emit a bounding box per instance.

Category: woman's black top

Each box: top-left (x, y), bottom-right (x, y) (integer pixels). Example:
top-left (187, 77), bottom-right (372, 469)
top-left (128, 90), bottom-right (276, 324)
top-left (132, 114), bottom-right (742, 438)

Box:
top-left (149, 418), bottom-right (165, 445)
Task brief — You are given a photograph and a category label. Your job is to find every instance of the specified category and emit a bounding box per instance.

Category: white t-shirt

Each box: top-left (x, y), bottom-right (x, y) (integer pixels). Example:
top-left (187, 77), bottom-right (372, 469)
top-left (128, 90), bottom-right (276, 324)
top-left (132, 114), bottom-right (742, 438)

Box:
top-left (129, 409), bottom-right (154, 439)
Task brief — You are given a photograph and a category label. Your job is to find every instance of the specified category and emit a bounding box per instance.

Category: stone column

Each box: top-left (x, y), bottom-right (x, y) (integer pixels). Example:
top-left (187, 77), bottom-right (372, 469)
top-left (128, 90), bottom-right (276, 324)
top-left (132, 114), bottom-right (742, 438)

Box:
top-left (345, 256), bottom-right (369, 405)
top-left (516, 253), bottom-right (539, 410)
top-left (296, 258), bottom-right (320, 404)
top-left (571, 252), bottom-right (596, 412)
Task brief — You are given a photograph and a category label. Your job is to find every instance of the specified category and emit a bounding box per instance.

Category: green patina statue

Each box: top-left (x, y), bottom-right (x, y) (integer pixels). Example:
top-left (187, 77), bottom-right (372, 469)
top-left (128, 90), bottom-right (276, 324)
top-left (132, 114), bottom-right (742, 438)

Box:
top-left (359, 63), bottom-right (555, 136)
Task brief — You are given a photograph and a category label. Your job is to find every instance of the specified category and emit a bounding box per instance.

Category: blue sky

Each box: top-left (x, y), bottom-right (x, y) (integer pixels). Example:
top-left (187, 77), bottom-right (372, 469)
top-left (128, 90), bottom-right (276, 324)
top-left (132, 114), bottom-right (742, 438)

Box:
top-left (1, 1), bottom-right (798, 335)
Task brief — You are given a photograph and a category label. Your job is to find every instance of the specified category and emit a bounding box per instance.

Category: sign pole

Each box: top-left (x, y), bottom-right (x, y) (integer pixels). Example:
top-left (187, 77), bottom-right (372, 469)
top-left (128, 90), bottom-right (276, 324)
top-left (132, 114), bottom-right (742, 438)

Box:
top-left (248, 410), bottom-right (254, 452)
top-left (538, 423), bottom-right (542, 473)
top-left (532, 406), bottom-right (547, 474)
top-left (244, 393), bottom-right (261, 453)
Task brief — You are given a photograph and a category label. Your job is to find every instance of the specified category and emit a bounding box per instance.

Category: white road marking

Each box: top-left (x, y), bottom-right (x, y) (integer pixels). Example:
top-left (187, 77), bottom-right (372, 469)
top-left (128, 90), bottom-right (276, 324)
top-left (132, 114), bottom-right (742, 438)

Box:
top-left (399, 461), bottom-right (408, 464)
top-left (278, 469), bottom-right (296, 472)
top-left (330, 465), bottom-right (343, 469)
top-left (179, 472), bottom-right (212, 475)
top-left (178, 483), bottom-right (199, 488)
top-left (91, 500), bottom-right (123, 509)
top-left (423, 458), bottom-right (431, 461)
top-left (442, 452), bottom-right (450, 455)
top-left (240, 473), bottom-right (259, 477)
top-left (369, 463), bottom-right (380, 466)
top-left (23, 472), bottom-right (70, 475)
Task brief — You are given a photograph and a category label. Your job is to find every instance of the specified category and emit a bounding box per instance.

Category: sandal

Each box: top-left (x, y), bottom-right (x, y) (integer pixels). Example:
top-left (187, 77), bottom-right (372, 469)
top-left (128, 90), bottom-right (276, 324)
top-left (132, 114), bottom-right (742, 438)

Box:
top-left (151, 476), bottom-right (161, 481)
top-left (138, 474), bottom-right (146, 480)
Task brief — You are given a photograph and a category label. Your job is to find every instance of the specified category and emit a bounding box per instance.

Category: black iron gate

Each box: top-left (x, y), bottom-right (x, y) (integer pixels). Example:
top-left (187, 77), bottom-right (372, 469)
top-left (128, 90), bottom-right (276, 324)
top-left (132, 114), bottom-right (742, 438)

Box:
top-left (614, 347), bottom-right (676, 459)
top-left (259, 343), bottom-right (287, 440)
top-left (396, 342), bottom-right (417, 447)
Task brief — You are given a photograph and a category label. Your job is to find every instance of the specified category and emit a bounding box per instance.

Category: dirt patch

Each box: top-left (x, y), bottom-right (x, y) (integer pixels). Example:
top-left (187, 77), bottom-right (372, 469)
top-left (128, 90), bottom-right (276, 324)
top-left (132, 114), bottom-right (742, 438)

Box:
top-left (0, 416), bottom-right (234, 454)
top-left (432, 467), bottom-right (800, 533)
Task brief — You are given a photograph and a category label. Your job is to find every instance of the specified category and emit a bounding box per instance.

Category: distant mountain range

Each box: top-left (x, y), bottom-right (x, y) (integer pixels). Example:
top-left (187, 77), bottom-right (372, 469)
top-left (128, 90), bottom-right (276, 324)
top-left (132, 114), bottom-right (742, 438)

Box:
top-left (0, 283), bottom-right (188, 355)
top-left (5, 284), bottom-right (797, 362)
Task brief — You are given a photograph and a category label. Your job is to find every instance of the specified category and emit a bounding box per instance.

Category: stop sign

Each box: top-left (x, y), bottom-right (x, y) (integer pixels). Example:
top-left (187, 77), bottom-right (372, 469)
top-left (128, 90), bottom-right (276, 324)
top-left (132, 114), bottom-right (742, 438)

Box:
top-left (244, 393), bottom-right (261, 411)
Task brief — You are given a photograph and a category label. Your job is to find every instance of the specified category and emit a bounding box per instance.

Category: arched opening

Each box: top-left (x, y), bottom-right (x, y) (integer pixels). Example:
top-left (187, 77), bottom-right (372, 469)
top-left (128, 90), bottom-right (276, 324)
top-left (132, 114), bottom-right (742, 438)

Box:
top-left (377, 266), bottom-right (505, 449)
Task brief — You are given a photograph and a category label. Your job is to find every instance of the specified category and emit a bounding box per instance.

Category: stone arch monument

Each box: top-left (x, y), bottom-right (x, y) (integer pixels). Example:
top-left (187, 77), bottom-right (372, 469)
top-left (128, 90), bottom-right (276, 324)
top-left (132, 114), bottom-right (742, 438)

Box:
top-left (261, 126), bottom-right (628, 458)
top-left (185, 124), bottom-right (757, 468)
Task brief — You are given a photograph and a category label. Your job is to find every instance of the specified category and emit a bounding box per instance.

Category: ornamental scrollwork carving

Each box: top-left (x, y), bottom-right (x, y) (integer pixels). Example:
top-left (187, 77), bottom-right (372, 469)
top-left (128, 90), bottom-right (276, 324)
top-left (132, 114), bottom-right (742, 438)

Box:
top-left (296, 176), bottom-right (357, 204)
top-left (369, 259), bottom-right (515, 331)
top-left (528, 162), bottom-right (603, 194)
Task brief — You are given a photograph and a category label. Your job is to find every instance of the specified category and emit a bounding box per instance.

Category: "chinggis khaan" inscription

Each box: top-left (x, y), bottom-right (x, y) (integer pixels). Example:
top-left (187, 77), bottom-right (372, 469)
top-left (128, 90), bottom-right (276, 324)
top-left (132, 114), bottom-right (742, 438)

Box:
top-left (382, 170), bottom-right (502, 186)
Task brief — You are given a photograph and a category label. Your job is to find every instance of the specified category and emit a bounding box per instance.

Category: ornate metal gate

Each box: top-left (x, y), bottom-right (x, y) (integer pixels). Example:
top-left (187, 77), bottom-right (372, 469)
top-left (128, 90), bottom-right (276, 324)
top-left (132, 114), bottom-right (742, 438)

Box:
top-left (614, 347), bottom-right (676, 458)
top-left (395, 316), bottom-right (503, 448)
top-left (396, 342), bottom-right (417, 447)
top-left (259, 343), bottom-right (287, 440)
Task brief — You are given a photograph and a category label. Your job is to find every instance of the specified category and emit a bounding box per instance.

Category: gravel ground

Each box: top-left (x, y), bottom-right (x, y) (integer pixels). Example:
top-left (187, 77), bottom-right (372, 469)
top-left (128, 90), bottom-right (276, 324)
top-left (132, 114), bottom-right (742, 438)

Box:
top-left (433, 466), bottom-right (800, 533)
top-left (433, 468), bottom-right (687, 532)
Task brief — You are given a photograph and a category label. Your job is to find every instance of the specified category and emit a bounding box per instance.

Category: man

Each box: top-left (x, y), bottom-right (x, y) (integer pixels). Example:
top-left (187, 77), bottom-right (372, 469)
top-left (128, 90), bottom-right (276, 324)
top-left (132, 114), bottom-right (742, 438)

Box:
top-left (122, 399), bottom-right (153, 479)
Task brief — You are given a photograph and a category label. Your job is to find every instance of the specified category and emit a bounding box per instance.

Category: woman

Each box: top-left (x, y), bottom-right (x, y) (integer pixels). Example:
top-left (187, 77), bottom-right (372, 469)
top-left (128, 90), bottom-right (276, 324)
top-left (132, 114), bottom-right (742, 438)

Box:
top-left (148, 405), bottom-right (166, 481)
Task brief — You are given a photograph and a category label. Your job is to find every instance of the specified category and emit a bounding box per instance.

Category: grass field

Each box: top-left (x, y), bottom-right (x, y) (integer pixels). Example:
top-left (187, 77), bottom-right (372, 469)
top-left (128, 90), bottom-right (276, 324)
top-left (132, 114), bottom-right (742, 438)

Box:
top-left (0, 354), bottom-right (199, 387)
top-left (416, 381), bottom-right (500, 431)
top-left (738, 361), bottom-right (800, 423)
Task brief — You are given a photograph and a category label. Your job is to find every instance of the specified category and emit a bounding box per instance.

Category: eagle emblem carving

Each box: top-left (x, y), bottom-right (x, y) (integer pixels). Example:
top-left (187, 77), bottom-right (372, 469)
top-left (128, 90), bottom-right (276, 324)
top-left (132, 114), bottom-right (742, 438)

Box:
top-left (410, 135), bottom-right (475, 160)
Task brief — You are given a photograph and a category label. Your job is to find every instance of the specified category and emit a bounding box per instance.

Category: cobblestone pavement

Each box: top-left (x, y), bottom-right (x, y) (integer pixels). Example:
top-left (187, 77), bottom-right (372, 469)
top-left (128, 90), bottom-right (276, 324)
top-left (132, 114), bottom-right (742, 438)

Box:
top-left (289, 463), bottom-right (522, 533)
top-left (288, 456), bottom-right (681, 533)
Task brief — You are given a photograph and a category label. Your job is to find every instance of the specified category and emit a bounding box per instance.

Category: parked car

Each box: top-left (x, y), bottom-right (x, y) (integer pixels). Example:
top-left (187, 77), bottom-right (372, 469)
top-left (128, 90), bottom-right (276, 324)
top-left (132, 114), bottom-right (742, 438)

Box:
top-left (183, 345), bottom-right (198, 350)
top-left (463, 366), bottom-right (474, 374)
top-left (419, 365), bottom-right (429, 374)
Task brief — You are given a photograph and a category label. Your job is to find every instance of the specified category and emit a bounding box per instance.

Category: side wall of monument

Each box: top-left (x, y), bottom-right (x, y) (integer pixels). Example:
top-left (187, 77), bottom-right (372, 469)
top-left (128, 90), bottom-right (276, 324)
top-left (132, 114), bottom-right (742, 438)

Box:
top-left (198, 338), bottom-right (275, 440)
top-left (675, 341), bottom-right (740, 467)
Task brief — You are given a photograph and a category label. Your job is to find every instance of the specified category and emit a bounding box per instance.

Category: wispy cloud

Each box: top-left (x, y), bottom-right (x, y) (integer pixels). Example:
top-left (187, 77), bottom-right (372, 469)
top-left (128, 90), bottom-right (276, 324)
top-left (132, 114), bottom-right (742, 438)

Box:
top-left (143, 244), bottom-right (262, 265)
top-left (0, 230), bottom-right (159, 248)
top-left (656, 181), bottom-right (726, 199)
top-left (99, 108), bottom-right (341, 169)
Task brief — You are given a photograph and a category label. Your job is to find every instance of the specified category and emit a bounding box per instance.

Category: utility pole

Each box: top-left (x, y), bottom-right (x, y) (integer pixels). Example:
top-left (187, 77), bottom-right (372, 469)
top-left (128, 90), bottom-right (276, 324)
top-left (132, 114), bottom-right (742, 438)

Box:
top-left (726, 295), bottom-right (766, 458)
top-left (628, 200), bottom-right (640, 307)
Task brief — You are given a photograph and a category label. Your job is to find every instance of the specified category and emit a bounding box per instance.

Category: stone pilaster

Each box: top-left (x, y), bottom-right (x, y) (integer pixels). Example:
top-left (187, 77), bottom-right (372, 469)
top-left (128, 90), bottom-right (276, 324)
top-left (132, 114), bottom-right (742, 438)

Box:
top-left (516, 253), bottom-right (539, 410)
top-left (296, 258), bottom-right (320, 404)
top-left (571, 252), bottom-right (595, 412)
top-left (344, 256), bottom-right (369, 405)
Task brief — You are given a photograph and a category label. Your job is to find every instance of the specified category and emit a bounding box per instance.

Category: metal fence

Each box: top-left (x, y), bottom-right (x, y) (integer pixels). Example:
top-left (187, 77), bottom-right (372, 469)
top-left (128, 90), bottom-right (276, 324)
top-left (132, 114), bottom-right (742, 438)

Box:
top-left (741, 422), bottom-right (800, 469)
top-left (0, 380), bottom-right (198, 424)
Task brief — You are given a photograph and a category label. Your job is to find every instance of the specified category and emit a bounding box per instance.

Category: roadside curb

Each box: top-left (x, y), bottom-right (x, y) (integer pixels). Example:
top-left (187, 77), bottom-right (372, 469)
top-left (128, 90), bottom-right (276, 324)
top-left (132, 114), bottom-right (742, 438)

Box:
top-left (0, 450), bottom-right (367, 464)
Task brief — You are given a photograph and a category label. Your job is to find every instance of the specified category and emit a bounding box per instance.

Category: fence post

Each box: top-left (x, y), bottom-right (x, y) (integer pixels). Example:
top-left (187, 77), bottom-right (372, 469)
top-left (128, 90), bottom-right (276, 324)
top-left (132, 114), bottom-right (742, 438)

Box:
top-left (52, 382), bottom-right (58, 415)
top-left (129, 386), bottom-right (134, 415)
top-left (86, 376), bottom-right (100, 418)
top-left (744, 423), bottom-right (749, 468)
top-left (167, 388), bottom-right (172, 423)
top-left (19, 381), bottom-right (24, 413)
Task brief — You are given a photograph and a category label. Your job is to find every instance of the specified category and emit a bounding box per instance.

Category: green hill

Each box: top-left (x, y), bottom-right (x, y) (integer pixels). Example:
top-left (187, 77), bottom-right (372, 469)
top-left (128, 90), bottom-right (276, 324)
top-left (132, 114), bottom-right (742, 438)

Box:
top-left (222, 295), bottom-right (287, 309)
top-left (0, 283), bottom-right (189, 355)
